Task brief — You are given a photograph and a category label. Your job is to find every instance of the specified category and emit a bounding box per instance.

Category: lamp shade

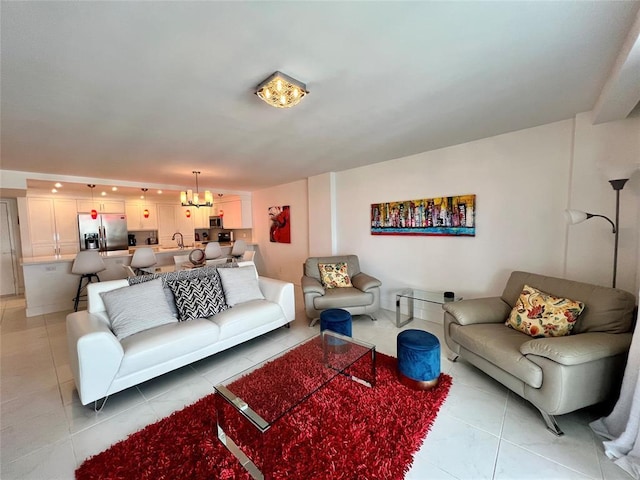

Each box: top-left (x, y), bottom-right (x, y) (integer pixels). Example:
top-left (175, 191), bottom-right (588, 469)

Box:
top-left (565, 209), bottom-right (588, 225)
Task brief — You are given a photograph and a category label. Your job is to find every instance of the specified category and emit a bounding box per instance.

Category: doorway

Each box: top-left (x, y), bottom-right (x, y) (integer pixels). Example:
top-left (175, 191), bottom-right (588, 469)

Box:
top-left (0, 199), bottom-right (20, 296)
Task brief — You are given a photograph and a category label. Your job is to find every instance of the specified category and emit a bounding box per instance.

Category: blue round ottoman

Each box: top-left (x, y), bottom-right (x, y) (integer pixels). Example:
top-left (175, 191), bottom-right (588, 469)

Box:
top-left (397, 329), bottom-right (440, 390)
top-left (320, 308), bottom-right (352, 337)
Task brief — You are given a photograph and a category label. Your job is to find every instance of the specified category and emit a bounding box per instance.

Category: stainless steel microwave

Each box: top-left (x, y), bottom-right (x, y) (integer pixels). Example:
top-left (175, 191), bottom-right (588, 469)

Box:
top-left (209, 216), bottom-right (223, 228)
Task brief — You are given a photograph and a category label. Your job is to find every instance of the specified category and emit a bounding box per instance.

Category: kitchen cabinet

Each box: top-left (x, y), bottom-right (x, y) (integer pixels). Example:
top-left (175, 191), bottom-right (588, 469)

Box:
top-left (27, 197), bottom-right (79, 256)
top-left (177, 206), bottom-right (195, 249)
top-left (157, 204), bottom-right (195, 248)
top-left (77, 199), bottom-right (125, 214)
top-left (218, 198), bottom-right (252, 229)
top-left (192, 206), bottom-right (212, 229)
top-left (125, 202), bottom-right (158, 231)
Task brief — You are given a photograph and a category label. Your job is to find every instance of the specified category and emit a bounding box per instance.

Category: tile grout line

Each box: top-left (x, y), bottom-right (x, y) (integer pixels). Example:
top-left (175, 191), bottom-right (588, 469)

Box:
top-left (490, 390), bottom-right (511, 480)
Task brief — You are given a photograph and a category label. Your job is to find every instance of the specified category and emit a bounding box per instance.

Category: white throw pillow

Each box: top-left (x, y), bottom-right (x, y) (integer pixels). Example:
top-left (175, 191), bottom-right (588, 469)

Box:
top-left (100, 279), bottom-right (177, 340)
top-left (217, 265), bottom-right (264, 307)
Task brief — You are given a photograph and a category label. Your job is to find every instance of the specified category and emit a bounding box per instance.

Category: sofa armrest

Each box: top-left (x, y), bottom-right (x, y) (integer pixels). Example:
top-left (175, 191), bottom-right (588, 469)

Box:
top-left (301, 275), bottom-right (325, 295)
top-left (259, 276), bottom-right (295, 322)
top-left (352, 272), bottom-right (381, 292)
top-left (442, 297), bottom-right (512, 326)
top-left (66, 311), bottom-right (124, 405)
top-left (520, 332), bottom-right (632, 366)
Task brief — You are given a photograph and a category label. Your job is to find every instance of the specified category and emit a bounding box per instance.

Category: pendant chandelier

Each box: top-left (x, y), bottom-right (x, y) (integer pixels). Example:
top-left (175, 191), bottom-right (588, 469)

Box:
top-left (87, 184), bottom-right (98, 219)
top-left (255, 71), bottom-right (308, 109)
top-left (180, 171), bottom-right (212, 208)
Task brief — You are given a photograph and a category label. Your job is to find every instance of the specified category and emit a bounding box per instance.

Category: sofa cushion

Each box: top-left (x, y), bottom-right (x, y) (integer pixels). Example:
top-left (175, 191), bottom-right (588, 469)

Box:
top-left (505, 285), bottom-right (584, 338)
top-left (501, 271), bottom-right (635, 334)
top-left (117, 318), bottom-right (220, 377)
top-left (449, 322), bottom-right (543, 388)
top-left (218, 266), bottom-right (264, 306)
top-left (168, 276), bottom-right (229, 322)
top-left (313, 287), bottom-right (373, 310)
top-left (128, 266), bottom-right (227, 318)
top-left (318, 262), bottom-right (352, 288)
top-left (304, 255), bottom-right (361, 282)
top-left (209, 299), bottom-right (284, 340)
top-left (99, 279), bottom-right (177, 340)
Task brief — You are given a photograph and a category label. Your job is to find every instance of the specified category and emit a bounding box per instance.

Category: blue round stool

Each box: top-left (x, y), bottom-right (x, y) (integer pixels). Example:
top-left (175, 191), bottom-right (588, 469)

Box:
top-left (320, 308), bottom-right (352, 337)
top-left (397, 329), bottom-right (440, 390)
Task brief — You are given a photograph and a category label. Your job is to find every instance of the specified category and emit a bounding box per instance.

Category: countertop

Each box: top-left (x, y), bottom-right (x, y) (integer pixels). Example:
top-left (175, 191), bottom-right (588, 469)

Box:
top-left (21, 242), bottom-right (255, 265)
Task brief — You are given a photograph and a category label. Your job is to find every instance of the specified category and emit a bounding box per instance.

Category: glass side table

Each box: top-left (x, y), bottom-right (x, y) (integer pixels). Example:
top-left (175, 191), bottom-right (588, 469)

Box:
top-left (395, 288), bottom-right (462, 327)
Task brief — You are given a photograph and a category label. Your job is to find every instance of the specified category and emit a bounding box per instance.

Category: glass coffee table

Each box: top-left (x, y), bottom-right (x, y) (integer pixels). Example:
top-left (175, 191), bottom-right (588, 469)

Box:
top-left (396, 288), bottom-right (462, 327)
top-left (215, 331), bottom-right (376, 479)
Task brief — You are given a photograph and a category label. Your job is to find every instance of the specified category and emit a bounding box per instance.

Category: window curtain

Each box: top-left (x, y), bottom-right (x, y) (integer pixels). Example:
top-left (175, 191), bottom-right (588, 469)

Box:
top-left (590, 292), bottom-right (640, 478)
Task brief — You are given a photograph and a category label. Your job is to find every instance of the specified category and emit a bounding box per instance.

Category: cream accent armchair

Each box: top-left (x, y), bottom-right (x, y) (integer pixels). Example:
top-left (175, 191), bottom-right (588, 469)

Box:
top-left (443, 271), bottom-right (636, 435)
top-left (302, 255), bottom-right (381, 327)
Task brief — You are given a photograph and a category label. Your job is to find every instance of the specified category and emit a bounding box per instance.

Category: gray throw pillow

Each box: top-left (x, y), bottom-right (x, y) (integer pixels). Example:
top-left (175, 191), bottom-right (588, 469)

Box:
top-left (217, 265), bottom-right (264, 307)
top-left (99, 279), bottom-right (177, 340)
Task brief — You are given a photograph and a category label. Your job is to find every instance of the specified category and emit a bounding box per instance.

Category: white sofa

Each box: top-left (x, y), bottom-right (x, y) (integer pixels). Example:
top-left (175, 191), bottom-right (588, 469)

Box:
top-left (66, 266), bottom-right (295, 406)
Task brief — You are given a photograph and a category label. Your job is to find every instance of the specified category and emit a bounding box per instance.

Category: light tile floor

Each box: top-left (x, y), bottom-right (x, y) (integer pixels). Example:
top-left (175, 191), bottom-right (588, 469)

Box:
top-left (0, 292), bottom-right (632, 480)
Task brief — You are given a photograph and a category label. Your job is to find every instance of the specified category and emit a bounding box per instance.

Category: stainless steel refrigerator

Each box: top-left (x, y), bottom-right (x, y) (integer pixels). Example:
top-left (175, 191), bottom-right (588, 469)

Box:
top-left (78, 213), bottom-right (128, 252)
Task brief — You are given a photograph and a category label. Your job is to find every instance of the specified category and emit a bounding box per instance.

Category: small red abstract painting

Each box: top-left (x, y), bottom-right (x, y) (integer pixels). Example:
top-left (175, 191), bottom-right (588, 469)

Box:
top-left (269, 205), bottom-right (290, 243)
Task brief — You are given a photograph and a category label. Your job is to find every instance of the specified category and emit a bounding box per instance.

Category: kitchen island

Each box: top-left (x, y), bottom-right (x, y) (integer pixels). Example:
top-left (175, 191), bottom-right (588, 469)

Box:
top-left (20, 243), bottom-right (255, 316)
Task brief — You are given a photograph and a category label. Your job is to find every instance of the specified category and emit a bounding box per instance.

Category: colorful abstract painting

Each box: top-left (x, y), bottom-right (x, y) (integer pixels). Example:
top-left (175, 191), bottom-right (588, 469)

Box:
top-left (268, 205), bottom-right (291, 243)
top-left (371, 194), bottom-right (475, 236)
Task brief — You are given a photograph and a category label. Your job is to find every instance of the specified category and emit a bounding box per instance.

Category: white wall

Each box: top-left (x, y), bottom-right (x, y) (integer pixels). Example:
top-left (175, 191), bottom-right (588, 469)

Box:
top-left (307, 172), bottom-right (336, 256)
top-left (335, 119), bottom-right (576, 311)
top-left (252, 179), bottom-right (309, 284)
top-left (252, 113), bottom-right (640, 318)
top-left (566, 112), bottom-right (640, 290)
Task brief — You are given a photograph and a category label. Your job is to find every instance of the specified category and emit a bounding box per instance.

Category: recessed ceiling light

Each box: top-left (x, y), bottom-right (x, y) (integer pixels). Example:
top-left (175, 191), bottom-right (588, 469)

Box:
top-left (51, 188), bottom-right (58, 193)
top-left (54, 182), bottom-right (62, 188)
top-left (111, 187), bottom-right (118, 192)
top-left (101, 191), bottom-right (107, 196)
top-left (157, 190), bottom-right (163, 195)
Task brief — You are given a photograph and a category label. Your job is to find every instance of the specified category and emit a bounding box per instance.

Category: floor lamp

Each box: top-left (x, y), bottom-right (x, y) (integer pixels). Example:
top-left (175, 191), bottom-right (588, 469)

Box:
top-left (565, 178), bottom-right (629, 288)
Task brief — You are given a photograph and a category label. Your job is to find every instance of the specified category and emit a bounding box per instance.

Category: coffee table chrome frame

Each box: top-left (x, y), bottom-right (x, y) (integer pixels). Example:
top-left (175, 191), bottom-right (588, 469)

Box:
top-left (215, 333), bottom-right (376, 479)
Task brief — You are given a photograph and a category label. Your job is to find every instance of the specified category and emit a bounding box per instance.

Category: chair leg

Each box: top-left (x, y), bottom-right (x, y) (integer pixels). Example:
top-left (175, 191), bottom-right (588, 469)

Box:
top-left (73, 274), bottom-right (101, 312)
top-left (94, 396), bottom-right (109, 412)
top-left (537, 408), bottom-right (564, 436)
top-left (73, 275), bottom-right (88, 312)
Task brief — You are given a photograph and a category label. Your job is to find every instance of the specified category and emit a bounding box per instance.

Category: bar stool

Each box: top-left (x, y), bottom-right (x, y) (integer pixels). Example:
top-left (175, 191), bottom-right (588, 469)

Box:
top-left (71, 250), bottom-right (106, 311)
top-left (130, 247), bottom-right (156, 275)
top-left (230, 239), bottom-right (247, 263)
top-left (205, 242), bottom-right (228, 266)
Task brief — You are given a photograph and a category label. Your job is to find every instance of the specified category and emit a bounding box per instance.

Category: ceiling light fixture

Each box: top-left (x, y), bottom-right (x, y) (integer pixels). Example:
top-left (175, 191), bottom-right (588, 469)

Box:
top-left (140, 188), bottom-right (148, 200)
top-left (180, 171), bottom-right (212, 208)
top-left (255, 71), bottom-right (308, 108)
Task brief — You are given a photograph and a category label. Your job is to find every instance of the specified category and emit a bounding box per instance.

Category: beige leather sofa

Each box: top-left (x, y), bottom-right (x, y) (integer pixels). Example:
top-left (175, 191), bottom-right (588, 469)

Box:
top-left (443, 271), bottom-right (636, 435)
top-left (302, 255), bottom-right (381, 326)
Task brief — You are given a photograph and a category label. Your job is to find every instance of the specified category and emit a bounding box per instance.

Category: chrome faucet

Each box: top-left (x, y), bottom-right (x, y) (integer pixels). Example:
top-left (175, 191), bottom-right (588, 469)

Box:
top-left (172, 232), bottom-right (184, 249)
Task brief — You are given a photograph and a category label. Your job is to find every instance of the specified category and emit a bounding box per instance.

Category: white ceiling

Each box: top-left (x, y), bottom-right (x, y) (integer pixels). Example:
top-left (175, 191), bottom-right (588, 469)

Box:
top-left (2, 1), bottom-right (639, 193)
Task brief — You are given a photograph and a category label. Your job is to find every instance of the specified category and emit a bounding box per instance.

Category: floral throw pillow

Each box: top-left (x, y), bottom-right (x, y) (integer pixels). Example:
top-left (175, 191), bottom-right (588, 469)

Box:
top-left (505, 284), bottom-right (585, 338)
top-left (318, 262), bottom-right (352, 289)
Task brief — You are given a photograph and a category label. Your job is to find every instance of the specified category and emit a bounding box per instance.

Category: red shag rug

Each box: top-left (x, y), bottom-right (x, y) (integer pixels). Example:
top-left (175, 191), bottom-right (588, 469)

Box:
top-left (76, 351), bottom-right (451, 480)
